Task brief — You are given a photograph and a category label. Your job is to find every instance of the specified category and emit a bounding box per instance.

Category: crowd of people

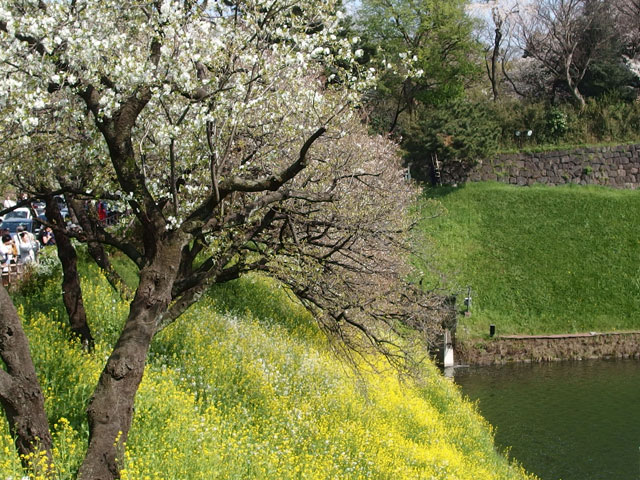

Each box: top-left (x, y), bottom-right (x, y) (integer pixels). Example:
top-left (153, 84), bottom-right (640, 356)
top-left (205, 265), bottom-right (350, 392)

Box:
top-left (0, 224), bottom-right (54, 271)
top-left (1, 193), bottom-right (58, 272)
top-left (1, 192), bottom-right (116, 274)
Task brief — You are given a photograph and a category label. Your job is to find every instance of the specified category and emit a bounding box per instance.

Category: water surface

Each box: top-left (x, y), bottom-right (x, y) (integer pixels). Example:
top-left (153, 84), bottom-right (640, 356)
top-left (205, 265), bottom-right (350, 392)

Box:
top-left (454, 360), bottom-right (640, 480)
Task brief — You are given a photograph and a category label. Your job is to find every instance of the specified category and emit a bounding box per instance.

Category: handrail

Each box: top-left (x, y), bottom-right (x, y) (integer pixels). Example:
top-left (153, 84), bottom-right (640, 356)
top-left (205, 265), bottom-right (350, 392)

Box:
top-left (1, 262), bottom-right (25, 287)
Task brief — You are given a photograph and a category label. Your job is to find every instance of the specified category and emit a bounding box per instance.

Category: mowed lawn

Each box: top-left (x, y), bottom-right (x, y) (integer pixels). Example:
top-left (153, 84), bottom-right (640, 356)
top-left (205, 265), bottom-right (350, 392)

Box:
top-left (414, 182), bottom-right (640, 337)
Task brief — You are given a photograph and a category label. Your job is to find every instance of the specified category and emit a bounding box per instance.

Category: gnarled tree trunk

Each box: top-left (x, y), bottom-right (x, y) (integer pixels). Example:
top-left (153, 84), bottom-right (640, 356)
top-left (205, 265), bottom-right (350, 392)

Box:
top-left (77, 240), bottom-right (183, 480)
top-left (0, 286), bottom-right (53, 474)
top-left (44, 196), bottom-right (94, 351)
top-left (565, 53), bottom-right (586, 111)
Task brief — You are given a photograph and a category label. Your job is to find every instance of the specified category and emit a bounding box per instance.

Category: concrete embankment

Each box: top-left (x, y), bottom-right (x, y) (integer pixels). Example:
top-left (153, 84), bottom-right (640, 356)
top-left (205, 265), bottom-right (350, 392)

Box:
top-left (456, 331), bottom-right (640, 366)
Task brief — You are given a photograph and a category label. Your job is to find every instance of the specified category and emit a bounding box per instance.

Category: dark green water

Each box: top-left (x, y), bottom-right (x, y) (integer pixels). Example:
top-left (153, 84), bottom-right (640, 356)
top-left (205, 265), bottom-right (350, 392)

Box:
top-left (454, 360), bottom-right (640, 480)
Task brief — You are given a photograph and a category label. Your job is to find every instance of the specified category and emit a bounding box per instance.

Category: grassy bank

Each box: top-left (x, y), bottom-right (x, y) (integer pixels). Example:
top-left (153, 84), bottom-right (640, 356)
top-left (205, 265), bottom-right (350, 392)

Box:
top-left (1, 253), bottom-right (534, 479)
top-left (415, 182), bottom-right (640, 338)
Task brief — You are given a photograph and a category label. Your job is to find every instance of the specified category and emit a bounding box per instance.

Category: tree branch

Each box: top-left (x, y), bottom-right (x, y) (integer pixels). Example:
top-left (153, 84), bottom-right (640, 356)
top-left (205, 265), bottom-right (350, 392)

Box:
top-left (220, 127), bottom-right (326, 192)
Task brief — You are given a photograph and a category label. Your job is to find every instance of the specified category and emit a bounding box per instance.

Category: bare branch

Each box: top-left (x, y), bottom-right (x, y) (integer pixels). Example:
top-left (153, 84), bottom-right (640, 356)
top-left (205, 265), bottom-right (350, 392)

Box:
top-left (220, 127), bottom-right (326, 192)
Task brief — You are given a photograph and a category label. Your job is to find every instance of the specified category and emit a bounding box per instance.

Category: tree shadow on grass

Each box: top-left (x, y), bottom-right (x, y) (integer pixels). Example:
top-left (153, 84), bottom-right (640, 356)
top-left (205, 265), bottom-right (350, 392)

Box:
top-left (421, 183), bottom-right (468, 200)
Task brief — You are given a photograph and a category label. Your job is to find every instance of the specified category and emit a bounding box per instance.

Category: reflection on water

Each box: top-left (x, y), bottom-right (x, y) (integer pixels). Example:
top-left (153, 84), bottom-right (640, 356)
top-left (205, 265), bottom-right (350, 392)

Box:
top-left (454, 360), bottom-right (640, 480)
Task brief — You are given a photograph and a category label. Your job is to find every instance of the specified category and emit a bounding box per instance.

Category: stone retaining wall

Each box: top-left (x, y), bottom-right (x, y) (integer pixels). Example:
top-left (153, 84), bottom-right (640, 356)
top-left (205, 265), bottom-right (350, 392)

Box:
top-left (455, 332), bottom-right (640, 366)
top-left (440, 144), bottom-right (640, 188)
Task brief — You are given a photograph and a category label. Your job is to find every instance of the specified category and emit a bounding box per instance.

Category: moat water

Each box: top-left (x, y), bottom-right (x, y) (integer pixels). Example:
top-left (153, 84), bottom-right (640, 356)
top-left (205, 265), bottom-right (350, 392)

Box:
top-left (454, 359), bottom-right (640, 480)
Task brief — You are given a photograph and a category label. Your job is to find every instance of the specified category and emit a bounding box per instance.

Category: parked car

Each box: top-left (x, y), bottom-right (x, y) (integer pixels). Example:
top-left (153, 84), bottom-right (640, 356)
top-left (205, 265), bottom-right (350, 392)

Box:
top-left (31, 201), bottom-right (46, 217)
top-left (0, 209), bottom-right (43, 239)
top-left (3, 207), bottom-right (31, 221)
top-left (1, 219), bottom-right (32, 242)
top-left (1, 208), bottom-right (33, 234)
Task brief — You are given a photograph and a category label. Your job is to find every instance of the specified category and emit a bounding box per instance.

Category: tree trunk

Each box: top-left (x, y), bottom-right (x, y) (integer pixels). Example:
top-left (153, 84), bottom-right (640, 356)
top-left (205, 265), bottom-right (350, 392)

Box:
top-left (388, 82), bottom-right (410, 135)
top-left (44, 196), bottom-right (94, 351)
top-left (77, 241), bottom-right (183, 480)
top-left (490, 26), bottom-right (502, 101)
top-left (66, 196), bottom-right (132, 300)
top-left (565, 55), bottom-right (586, 111)
top-left (0, 286), bottom-right (53, 474)
top-left (567, 76), bottom-right (586, 110)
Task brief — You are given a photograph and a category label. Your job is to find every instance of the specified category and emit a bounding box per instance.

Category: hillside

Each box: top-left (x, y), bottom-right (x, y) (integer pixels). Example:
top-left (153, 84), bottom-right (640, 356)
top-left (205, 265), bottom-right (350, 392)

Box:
top-left (415, 182), bottom-right (640, 338)
top-left (1, 255), bottom-right (534, 479)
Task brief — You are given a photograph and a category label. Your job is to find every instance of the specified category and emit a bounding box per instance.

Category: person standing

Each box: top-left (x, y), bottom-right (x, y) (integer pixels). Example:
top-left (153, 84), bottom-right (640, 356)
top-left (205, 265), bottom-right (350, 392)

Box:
top-left (1, 234), bottom-right (17, 264)
top-left (97, 201), bottom-right (107, 222)
top-left (39, 226), bottom-right (56, 246)
top-left (3, 194), bottom-right (16, 209)
top-left (16, 226), bottom-right (38, 263)
top-left (0, 235), bottom-right (8, 269)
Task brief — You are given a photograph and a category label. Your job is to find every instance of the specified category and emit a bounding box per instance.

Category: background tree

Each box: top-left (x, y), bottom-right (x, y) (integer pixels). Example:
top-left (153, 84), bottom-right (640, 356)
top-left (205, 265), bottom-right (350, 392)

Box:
top-left (576, 0), bottom-right (637, 100)
top-left (515, 0), bottom-right (613, 109)
top-left (403, 98), bottom-right (499, 181)
top-left (486, 5), bottom-right (506, 100)
top-left (614, 0), bottom-right (640, 58)
top-left (0, 192), bottom-right (96, 350)
top-left (44, 194), bottom-right (95, 350)
top-left (0, 1), bottom-right (442, 478)
top-left (471, 1), bottom-right (522, 100)
top-left (354, 0), bottom-right (481, 133)
top-left (0, 103), bottom-right (123, 350)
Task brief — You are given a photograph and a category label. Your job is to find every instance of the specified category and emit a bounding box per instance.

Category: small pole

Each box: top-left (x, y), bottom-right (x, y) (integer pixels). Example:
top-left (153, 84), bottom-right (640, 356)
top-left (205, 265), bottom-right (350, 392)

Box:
top-left (464, 286), bottom-right (472, 317)
top-left (490, 324), bottom-right (496, 337)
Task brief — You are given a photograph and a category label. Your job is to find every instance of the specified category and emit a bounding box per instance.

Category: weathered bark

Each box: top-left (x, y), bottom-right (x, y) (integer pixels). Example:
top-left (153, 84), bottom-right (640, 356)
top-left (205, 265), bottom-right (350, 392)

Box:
top-left (568, 82), bottom-right (586, 110)
top-left (489, 23), bottom-right (502, 101)
top-left (77, 240), bottom-right (183, 480)
top-left (0, 286), bottom-right (53, 473)
top-left (67, 196), bottom-right (133, 300)
top-left (565, 56), bottom-right (586, 110)
top-left (44, 196), bottom-right (94, 351)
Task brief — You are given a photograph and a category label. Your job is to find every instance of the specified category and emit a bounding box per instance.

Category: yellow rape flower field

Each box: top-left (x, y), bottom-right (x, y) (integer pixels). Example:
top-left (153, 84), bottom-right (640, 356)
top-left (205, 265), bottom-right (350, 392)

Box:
top-left (1, 258), bottom-right (537, 479)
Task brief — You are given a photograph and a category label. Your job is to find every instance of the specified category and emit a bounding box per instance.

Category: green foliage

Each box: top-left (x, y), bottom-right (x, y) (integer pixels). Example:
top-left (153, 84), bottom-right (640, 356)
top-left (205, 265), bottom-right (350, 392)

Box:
top-left (580, 94), bottom-right (640, 141)
top-left (489, 98), bottom-right (640, 150)
top-left (1, 262), bottom-right (535, 479)
top-left (580, 58), bottom-right (638, 101)
top-left (545, 107), bottom-right (568, 139)
top-left (415, 182), bottom-right (640, 337)
top-left (11, 246), bottom-right (65, 325)
top-left (403, 99), bottom-right (500, 173)
top-left (355, 0), bottom-right (481, 132)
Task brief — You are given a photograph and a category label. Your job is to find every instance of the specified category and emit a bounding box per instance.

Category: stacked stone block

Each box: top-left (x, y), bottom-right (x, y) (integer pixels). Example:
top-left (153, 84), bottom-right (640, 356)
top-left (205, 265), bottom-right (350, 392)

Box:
top-left (442, 144), bottom-right (640, 189)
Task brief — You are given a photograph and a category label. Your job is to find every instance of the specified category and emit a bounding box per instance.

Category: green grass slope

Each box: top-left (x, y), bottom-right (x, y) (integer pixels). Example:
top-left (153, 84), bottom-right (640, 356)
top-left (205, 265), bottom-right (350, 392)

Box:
top-left (415, 182), bottom-right (640, 337)
top-left (1, 253), bottom-right (534, 479)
